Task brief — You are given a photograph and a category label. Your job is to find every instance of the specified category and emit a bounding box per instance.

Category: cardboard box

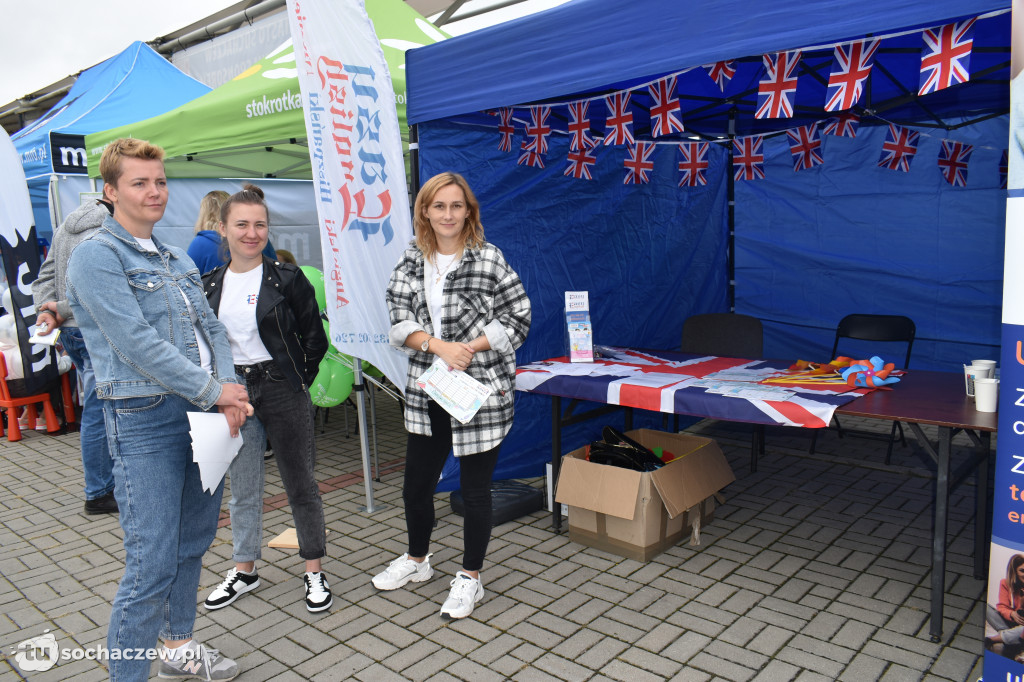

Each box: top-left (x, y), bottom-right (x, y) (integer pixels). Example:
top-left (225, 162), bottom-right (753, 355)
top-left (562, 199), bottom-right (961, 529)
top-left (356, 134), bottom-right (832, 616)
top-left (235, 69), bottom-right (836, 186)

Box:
top-left (555, 429), bottom-right (735, 561)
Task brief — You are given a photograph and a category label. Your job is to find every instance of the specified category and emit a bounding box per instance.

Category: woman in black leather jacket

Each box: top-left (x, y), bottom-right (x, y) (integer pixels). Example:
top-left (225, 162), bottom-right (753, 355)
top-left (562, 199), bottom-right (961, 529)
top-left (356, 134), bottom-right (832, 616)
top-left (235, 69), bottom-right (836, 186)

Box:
top-left (200, 184), bottom-right (333, 613)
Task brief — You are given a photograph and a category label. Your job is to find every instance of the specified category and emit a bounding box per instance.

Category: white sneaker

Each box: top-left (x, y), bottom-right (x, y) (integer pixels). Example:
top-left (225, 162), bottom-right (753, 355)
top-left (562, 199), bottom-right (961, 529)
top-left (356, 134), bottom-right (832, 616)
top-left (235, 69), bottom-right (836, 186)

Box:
top-left (371, 552), bottom-right (434, 590)
top-left (204, 568), bottom-right (260, 610)
top-left (439, 571), bottom-right (484, 620)
top-left (304, 571), bottom-right (333, 612)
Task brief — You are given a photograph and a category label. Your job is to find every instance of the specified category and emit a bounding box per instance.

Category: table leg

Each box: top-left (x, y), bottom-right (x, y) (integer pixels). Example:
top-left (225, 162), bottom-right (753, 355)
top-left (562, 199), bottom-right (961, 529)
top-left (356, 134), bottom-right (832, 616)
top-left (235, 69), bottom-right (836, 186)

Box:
top-left (929, 425), bottom-right (951, 642)
top-left (552, 396), bottom-right (562, 532)
top-left (974, 431), bottom-right (990, 580)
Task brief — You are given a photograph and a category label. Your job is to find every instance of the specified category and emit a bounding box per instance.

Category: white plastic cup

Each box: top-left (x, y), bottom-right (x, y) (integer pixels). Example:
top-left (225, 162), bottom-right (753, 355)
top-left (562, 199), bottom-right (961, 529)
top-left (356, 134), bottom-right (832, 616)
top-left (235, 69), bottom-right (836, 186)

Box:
top-left (964, 364), bottom-right (981, 396)
top-left (973, 359), bottom-right (997, 376)
top-left (975, 377), bottom-right (999, 412)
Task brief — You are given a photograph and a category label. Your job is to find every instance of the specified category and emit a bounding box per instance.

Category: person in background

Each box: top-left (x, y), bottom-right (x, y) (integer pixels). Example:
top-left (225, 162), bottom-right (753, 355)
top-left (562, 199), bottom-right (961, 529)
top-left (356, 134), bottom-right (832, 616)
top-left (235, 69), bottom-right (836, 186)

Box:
top-left (32, 200), bottom-right (117, 514)
top-left (373, 171), bottom-right (531, 620)
top-left (188, 189), bottom-right (276, 274)
top-left (66, 138), bottom-right (249, 682)
top-left (201, 184), bottom-right (332, 613)
top-left (274, 248), bottom-right (297, 265)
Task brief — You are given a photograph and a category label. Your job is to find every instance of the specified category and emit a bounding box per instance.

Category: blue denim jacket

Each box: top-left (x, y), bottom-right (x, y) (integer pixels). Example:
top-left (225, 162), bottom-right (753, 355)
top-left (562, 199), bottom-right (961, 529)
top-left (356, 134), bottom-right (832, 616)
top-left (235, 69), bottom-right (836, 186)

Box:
top-left (66, 215), bottom-right (236, 409)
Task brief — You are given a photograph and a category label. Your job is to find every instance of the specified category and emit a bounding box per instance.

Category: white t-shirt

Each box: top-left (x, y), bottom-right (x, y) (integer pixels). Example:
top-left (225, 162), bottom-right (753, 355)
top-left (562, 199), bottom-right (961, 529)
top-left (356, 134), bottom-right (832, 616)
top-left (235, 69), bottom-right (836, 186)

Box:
top-left (136, 237), bottom-right (212, 372)
top-left (219, 264), bottom-right (273, 366)
top-left (425, 251), bottom-right (459, 335)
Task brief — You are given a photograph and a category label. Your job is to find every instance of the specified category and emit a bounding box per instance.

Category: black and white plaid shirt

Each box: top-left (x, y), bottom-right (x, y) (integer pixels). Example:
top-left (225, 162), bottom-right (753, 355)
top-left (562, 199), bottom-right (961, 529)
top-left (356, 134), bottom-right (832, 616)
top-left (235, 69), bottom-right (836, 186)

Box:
top-left (387, 242), bottom-right (531, 456)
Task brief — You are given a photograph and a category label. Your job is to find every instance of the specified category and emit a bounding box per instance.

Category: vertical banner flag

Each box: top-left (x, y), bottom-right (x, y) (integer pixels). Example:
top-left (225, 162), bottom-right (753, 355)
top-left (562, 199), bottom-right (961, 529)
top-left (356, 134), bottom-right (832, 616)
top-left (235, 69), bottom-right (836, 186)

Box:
top-left (0, 130), bottom-right (58, 395)
top-left (985, 10), bottom-right (1024, 680)
top-left (286, 0), bottom-right (412, 393)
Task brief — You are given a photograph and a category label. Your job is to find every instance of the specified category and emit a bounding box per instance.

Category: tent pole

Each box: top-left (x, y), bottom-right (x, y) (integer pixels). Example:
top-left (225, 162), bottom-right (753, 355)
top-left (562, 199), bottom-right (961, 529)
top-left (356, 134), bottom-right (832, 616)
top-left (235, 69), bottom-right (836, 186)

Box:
top-left (727, 110), bottom-right (736, 312)
top-left (353, 358), bottom-right (378, 513)
top-left (409, 124), bottom-right (421, 198)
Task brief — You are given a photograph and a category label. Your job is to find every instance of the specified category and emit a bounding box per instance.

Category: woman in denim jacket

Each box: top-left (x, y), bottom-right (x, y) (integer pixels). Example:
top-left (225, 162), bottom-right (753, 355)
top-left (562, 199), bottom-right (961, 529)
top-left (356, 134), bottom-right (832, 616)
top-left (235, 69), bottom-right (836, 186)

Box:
top-left (372, 172), bottom-right (531, 620)
top-left (66, 138), bottom-right (249, 682)
top-left (200, 184), bottom-right (332, 614)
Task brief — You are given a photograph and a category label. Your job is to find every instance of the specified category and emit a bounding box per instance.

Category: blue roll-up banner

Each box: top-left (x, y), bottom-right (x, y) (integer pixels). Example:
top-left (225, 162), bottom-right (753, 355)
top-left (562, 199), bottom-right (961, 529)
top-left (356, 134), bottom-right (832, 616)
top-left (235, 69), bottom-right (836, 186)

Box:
top-left (984, 6), bottom-right (1024, 677)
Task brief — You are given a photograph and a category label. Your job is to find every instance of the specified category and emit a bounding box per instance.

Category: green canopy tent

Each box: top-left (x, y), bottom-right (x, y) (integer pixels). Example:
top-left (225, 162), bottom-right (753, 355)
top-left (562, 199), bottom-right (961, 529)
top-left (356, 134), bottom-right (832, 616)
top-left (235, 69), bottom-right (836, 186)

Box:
top-left (85, 0), bottom-right (445, 179)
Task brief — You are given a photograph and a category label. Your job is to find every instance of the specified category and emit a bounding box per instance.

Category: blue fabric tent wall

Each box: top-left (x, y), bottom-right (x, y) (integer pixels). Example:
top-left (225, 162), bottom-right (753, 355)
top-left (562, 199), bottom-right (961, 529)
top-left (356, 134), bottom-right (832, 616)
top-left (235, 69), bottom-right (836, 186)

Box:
top-left (11, 42), bottom-right (209, 235)
top-left (405, 0), bottom-right (1011, 486)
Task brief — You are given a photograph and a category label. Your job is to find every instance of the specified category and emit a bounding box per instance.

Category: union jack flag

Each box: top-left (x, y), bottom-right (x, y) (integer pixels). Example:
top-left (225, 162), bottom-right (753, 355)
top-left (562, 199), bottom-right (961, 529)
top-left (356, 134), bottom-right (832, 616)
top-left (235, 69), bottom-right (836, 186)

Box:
top-left (757, 51), bottom-right (802, 119)
top-left (497, 108), bottom-right (515, 153)
top-left (604, 91), bottom-right (634, 146)
top-left (823, 112), bottom-right (860, 138)
top-left (677, 142), bottom-right (710, 187)
top-left (877, 124), bottom-right (919, 172)
top-left (623, 142), bottom-right (655, 184)
top-left (521, 106), bottom-right (552, 155)
top-left (564, 147), bottom-right (597, 180)
top-left (825, 39), bottom-right (879, 112)
top-left (938, 139), bottom-right (973, 187)
top-left (517, 149), bottom-right (545, 169)
top-left (1001, 149), bottom-right (1009, 189)
top-left (568, 101), bottom-right (597, 151)
top-left (649, 77), bottom-right (685, 137)
top-left (733, 136), bottom-right (765, 181)
top-left (787, 124), bottom-right (823, 171)
top-left (705, 61), bottom-right (736, 91)
top-left (919, 18), bottom-right (977, 96)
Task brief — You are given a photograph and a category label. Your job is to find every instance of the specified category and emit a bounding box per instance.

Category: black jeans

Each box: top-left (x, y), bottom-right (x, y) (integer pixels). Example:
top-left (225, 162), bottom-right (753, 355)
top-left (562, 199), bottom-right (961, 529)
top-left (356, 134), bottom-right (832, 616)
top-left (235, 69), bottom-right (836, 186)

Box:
top-left (404, 401), bottom-right (500, 572)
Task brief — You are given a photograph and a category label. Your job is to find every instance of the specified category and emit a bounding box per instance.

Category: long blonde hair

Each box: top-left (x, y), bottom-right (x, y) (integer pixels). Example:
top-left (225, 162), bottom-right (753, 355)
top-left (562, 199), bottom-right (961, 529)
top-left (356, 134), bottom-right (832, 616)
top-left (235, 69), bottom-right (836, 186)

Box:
top-left (194, 190), bottom-right (230, 234)
top-left (413, 172), bottom-right (485, 264)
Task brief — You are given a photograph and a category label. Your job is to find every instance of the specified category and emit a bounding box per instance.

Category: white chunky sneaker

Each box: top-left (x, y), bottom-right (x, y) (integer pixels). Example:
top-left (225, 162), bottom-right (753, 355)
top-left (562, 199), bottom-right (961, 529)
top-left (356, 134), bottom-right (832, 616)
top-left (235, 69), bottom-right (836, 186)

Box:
top-left (204, 568), bottom-right (260, 610)
top-left (304, 571), bottom-right (333, 612)
top-left (371, 552), bottom-right (434, 590)
top-left (439, 571), bottom-right (484, 620)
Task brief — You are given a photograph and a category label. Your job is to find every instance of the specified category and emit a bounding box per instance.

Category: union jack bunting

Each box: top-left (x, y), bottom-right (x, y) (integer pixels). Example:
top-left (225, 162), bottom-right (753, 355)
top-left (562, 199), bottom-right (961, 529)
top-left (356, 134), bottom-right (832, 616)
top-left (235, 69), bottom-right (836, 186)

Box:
top-left (733, 136), bottom-right (765, 181)
top-left (787, 124), bottom-right (823, 171)
top-left (677, 142), bottom-right (710, 187)
top-left (705, 61), bottom-right (737, 91)
top-left (1001, 149), bottom-right (1009, 189)
top-left (919, 18), bottom-right (977, 96)
top-left (825, 39), bottom-right (879, 112)
top-left (497, 108), bottom-right (515, 153)
top-left (937, 139), bottom-right (973, 187)
top-left (604, 91), bottom-right (635, 146)
top-left (522, 106), bottom-right (553, 155)
top-left (567, 101), bottom-right (597, 151)
top-left (564, 147), bottom-right (598, 180)
top-left (517, 149), bottom-right (545, 169)
top-left (623, 142), bottom-right (655, 184)
top-left (757, 51), bottom-right (802, 119)
top-left (648, 77), bottom-right (685, 137)
top-left (877, 124), bottom-right (919, 172)
top-left (823, 112), bottom-right (860, 138)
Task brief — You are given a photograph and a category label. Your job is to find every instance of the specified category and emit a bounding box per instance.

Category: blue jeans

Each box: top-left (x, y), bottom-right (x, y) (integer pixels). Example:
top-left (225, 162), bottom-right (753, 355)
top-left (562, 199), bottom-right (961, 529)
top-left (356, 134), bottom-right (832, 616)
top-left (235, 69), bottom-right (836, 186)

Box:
top-left (103, 394), bottom-right (224, 682)
top-left (60, 327), bottom-right (114, 501)
top-left (228, 362), bottom-right (325, 562)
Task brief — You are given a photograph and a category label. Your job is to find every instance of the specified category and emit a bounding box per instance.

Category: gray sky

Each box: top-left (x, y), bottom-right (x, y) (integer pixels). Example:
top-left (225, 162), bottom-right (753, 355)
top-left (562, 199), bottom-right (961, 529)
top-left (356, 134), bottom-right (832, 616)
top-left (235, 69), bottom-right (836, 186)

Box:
top-left (0, 0), bottom-right (569, 107)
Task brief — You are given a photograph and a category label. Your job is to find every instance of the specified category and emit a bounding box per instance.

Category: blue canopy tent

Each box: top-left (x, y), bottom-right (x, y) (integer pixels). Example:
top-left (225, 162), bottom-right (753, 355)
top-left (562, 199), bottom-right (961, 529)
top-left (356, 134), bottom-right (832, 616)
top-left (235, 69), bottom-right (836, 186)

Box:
top-left (404, 0), bottom-right (1011, 484)
top-left (11, 41), bottom-right (209, 237)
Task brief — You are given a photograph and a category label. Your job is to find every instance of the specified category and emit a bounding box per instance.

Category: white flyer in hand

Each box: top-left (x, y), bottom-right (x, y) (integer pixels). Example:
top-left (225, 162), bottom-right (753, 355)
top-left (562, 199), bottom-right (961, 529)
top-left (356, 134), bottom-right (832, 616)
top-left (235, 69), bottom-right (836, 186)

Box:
top-left (416, 357), bottom-right (493, 424)
top-left (187, 412), bottom-right (244, 494)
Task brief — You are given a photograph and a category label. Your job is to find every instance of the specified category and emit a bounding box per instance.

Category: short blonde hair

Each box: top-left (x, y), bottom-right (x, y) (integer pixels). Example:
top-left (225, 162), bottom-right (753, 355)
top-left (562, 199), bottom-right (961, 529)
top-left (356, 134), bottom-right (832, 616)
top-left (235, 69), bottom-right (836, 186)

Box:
top-left (194, 190), bottom-right (230, 234)
top-left (98, 138), bottom-right (165, 189)
top-left (414, 172), bottom-right (484, 263)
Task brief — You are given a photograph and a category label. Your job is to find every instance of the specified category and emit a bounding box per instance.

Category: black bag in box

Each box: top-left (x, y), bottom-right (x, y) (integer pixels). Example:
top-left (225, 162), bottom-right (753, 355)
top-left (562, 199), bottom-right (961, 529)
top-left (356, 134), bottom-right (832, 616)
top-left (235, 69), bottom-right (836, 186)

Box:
top-left (449, 480), bottom-right (545, 526)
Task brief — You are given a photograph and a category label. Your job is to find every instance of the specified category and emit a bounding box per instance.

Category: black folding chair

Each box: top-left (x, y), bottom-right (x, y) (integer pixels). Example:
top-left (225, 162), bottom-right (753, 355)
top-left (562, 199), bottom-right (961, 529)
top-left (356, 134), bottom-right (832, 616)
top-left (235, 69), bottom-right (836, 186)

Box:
top-left (812, 314), bottom-right (916, 463)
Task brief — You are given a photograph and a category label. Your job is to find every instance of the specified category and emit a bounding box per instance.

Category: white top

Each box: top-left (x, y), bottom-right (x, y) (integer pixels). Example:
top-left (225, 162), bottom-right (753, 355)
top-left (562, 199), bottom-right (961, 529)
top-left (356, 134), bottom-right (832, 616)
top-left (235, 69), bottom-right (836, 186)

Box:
top-left (136, 237), bottom-right (212, 372)
top-left (219, 264), bottom-right (272, 366)
top-left (425, 251), bottom-right (459, 336)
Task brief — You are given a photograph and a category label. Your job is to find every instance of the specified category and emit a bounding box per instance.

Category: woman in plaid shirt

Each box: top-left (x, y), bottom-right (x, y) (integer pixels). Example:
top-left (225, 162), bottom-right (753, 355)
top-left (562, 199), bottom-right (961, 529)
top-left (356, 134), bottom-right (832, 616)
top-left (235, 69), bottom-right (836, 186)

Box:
top-left (373, 172), bottom-right (531, 620)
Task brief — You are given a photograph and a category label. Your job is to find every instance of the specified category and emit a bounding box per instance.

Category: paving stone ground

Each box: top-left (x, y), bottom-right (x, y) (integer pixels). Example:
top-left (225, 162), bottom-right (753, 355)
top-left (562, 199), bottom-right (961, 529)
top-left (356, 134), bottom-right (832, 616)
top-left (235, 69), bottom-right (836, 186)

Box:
top-left (0, 387), bottom-right (992, 681)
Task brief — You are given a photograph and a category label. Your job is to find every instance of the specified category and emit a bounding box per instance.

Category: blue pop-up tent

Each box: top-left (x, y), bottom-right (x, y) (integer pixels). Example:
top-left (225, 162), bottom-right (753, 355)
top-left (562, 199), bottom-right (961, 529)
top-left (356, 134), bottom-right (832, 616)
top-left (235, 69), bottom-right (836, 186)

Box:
top-left (11, 41), bottom-right (209, 236)
top-left (404, 0), bottom-right (1011, 483)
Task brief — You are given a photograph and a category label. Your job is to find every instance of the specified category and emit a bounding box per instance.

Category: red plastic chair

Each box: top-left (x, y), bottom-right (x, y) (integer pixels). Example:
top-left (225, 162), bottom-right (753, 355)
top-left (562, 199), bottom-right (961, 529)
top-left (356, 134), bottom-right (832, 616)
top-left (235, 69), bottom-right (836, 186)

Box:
top-left (0, 353), bottom-right (75, 442)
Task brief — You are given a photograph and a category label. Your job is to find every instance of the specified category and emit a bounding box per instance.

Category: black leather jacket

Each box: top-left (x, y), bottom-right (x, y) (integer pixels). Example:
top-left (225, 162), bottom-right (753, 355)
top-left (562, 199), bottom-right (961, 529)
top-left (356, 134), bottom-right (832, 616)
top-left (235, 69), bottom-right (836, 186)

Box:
top-left (203, 257), bottom-right (328, 391)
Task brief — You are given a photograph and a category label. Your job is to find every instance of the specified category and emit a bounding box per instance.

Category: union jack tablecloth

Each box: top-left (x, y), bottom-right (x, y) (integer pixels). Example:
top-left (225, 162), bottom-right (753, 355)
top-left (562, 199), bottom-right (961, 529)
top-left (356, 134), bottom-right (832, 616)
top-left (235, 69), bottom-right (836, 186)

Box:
top-left (515, 346), bottom-right (873, 429)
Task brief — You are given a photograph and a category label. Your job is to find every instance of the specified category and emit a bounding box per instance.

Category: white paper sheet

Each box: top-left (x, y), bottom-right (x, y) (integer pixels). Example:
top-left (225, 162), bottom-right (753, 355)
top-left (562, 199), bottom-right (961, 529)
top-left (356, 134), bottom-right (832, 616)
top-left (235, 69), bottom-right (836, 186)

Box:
top-left (416, 358), bottom-right (493, 424)
top-left (187, 412), bottom-right (244, 494)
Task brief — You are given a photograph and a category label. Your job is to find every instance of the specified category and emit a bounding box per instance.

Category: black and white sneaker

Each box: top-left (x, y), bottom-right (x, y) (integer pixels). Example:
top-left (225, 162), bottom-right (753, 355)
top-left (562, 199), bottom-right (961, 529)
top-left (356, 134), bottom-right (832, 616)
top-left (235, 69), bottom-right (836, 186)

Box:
top-left (304, 571), bottom-right (333, 612)
top-left (204, 568), bottom-right (260, 610)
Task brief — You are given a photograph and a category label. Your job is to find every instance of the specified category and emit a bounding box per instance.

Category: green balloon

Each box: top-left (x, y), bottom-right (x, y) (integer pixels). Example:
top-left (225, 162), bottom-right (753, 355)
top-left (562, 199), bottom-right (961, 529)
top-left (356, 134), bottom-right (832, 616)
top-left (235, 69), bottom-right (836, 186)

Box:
top-left (300, 265), bottom-right (326, 312)
top-left (310, 356), bottom-right (342, 407)
top-left (362, 360), bottom-right (384, 378)
top-left (326, 359), bottom-right (355, 404)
